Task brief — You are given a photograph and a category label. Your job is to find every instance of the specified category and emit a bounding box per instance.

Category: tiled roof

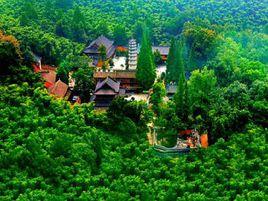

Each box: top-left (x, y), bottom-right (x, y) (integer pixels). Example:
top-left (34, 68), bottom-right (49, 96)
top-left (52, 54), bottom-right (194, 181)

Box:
top-left (50, 80), bottom-right (68, 98)
top-left (106, 45), bottom-right (116, 58)
top-left (84, 35), bottom-right (115, 56)
top-left (95, 77), bottom-right (120, 93)
top-left (94, 35), bottom-right (114, 49)
top-left (41, 70), bottom-right (56, 84)
top-left (33, 64), bottom-right (57, 72)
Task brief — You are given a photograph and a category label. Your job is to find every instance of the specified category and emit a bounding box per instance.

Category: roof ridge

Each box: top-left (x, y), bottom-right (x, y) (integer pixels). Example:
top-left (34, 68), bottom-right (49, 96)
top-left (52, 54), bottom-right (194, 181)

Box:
top-left (95, 77), bottom-right (120, 93)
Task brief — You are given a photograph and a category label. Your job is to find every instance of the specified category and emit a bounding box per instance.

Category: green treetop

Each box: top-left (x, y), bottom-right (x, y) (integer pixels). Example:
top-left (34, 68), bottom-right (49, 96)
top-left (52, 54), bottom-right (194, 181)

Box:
top-left (150, 81), bottom-right (166, 115)
top-left (71, 6), bottom-right (87, 43)
top-left (174, 40), bottom-right (185, 83)
top-left (166, 37), bottom-right (176, 83)
top-left (166, 39), bottom-right (185, 83)
top-left (173, 66), bottom-right (190, 123)
top-left (136, 25), bottom-right (156, 90)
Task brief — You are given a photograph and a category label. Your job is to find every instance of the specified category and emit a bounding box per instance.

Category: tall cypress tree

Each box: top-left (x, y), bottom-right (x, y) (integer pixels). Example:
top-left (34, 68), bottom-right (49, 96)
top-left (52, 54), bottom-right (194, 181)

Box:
top-left (166, 39), bottom-right (185, 83)
top-left (166, 37), bottom-right (176, 83)
top-left (173, 51), bottom-right (189, 122)
top-left (184, 81), bottom-right (190, 122)
top-left (174, 72), bottom-right (186, 116)
top-left (173, 40), bottom-right (185, 83)
top-left (136, 25), bottom-right (156, 90)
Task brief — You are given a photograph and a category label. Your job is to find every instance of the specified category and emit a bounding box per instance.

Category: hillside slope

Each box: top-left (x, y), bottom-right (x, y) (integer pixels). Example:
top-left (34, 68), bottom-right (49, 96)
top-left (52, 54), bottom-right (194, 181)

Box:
top-left (0, 83), bottom-right (267, 200)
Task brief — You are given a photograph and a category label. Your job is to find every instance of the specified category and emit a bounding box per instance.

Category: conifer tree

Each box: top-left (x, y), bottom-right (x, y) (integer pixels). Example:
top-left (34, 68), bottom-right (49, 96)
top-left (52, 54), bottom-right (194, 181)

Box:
top-left (150, 81), bottom-right (166, 115)
top-left (166, 37), bottom-right (176, 83)
top-left (166, 39), bottom-right (185, 83)
top-left (136, 25), bottom-right (156, 90)
top-left (174, 72), bottom-right (186, 116)
top-left (173, 49), bottom-right (189, 122)
top-left (183, 81), bottom-right (190, 121)
top-left (174, 40), bottom-right (185, 83)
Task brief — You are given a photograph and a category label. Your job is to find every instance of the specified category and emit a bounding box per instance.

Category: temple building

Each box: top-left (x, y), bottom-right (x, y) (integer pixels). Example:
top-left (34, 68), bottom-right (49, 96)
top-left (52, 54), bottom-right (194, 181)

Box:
top-left (50, 80), bottom-right (69, 98)
top-left (128, 39), bottom-right (138, 70)
top-left (83, 35), bottom-right (116, 66)
top-left (136, 45), bottom-right (170, 62)
top-left (32, 59), bottom-right (70, 100)
top-left (152, 46), bottom-right (170, 61)
top-left (91, 77), bottom-right (125, 107)
top-left (94, 70), bottom-right (139, 93)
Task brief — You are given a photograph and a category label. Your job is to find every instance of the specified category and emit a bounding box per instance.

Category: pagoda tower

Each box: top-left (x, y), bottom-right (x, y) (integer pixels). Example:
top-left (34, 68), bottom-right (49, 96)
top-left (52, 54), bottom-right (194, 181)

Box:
top-left (128, 39), bottom-right (138, 70)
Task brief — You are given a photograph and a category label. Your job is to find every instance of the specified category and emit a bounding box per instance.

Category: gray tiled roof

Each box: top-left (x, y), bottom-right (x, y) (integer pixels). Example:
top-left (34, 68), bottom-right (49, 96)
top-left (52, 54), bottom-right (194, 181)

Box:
top-left (106, 45), bottom-right (116, 58)
top-left (95, 77), bottom-right (120, 93)
top-left (84, 35), bottom-right (115, 56)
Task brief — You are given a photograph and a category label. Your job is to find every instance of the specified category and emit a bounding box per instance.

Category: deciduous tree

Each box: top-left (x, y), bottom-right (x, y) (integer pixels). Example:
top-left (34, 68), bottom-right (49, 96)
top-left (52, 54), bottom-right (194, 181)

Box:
top-left (0, 31), bottom-right (22, 75)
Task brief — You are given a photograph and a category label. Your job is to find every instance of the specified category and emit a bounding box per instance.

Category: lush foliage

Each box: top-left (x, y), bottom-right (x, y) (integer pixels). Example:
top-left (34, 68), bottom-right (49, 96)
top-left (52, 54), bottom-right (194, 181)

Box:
top-left (136, 26), bottom-right (156, 90)
top-left (0, 85), bottom-right (267, 200)
top-left (166, 38), bottom-right (185, 83)
top-left (0, 0), bottom-right (267, 200)
top-left (0, 31), bottom-right (22, 74)
top-left (1, 0), bottom-right (266, 44)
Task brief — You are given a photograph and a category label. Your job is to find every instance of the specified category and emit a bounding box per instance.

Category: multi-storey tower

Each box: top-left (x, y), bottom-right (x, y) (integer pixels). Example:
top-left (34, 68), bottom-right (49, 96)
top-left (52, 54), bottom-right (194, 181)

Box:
top-left (128, 39), bottom-right (138, 70)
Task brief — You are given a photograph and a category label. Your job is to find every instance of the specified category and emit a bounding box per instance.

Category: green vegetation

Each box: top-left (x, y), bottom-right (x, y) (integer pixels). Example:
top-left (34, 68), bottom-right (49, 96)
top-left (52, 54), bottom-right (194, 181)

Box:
top-left (174, 72), bottom-right (188, 121)
top-left (136, 25), bottom-right (156, 90)
top-left (0, 84), bottom-right (267, 199)
top-left (1, 76), bottom-right (267, 200)
top-left (150, 81), bottom-right (166, 115)
top-left (0, 0), bottom-right (267, 200)
top-left (166, 38), bottom-right (176, 82)
top-left (1, 0), bottom-right (266, 43)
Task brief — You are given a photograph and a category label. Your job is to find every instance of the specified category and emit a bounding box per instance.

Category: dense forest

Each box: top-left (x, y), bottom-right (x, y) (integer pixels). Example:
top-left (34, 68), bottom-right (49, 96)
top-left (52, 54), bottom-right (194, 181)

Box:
top-left (0, 0), bottom-right (267, 200)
